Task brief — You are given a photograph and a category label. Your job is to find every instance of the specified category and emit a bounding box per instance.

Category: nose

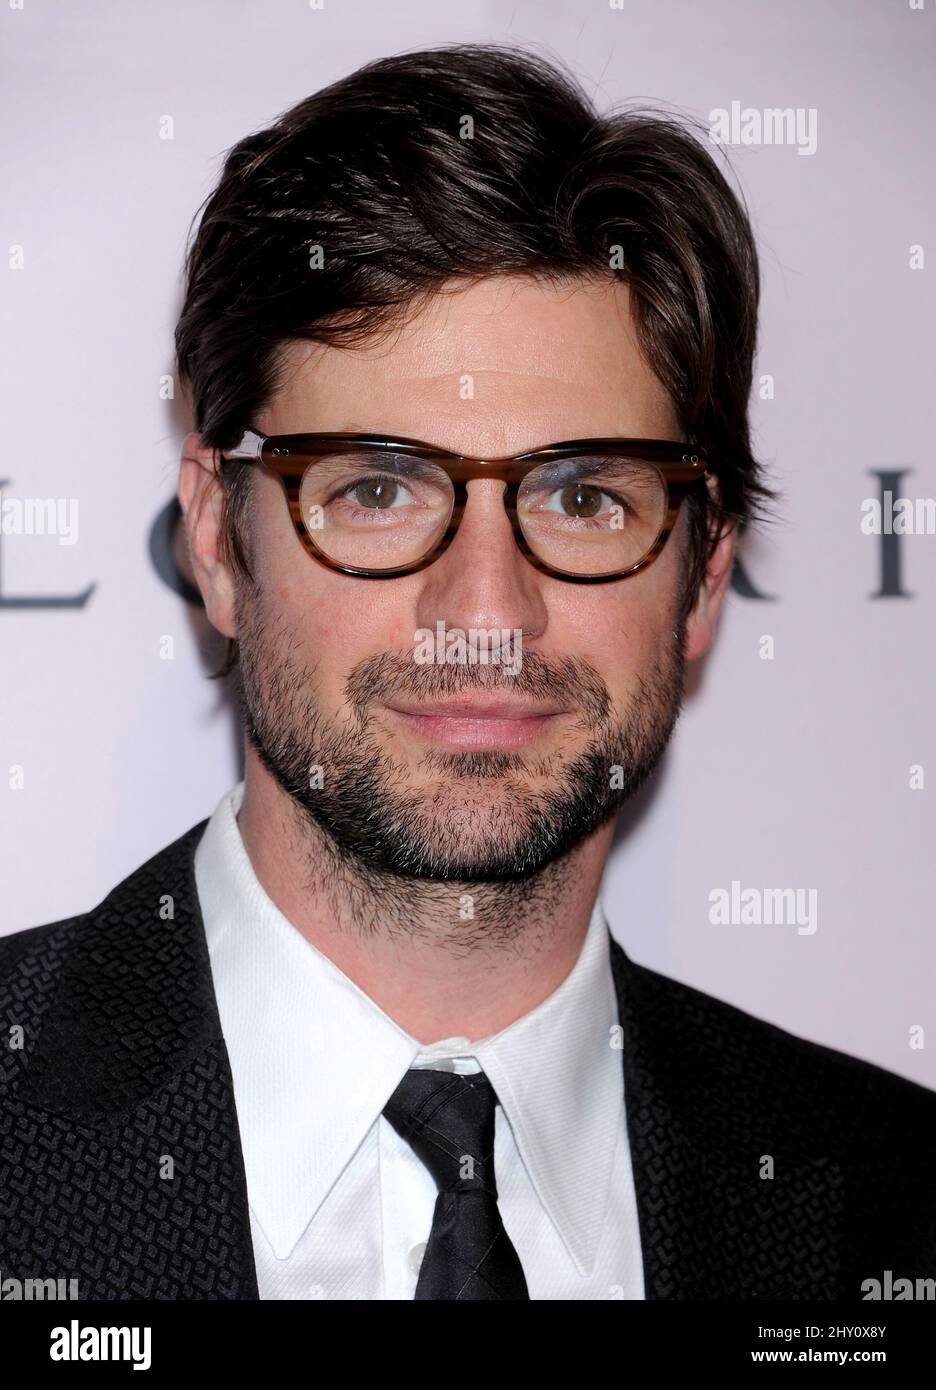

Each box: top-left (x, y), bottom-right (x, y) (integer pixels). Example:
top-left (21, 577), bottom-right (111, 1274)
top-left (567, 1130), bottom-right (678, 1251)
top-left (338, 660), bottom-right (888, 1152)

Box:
top-left (413, 478), bottom-right (548, 644)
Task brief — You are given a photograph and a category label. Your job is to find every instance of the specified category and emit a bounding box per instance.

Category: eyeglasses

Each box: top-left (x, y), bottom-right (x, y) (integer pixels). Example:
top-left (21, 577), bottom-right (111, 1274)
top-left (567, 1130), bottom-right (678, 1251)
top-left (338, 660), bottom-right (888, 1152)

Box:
top-left (221, 429), bottom-right (709, 582)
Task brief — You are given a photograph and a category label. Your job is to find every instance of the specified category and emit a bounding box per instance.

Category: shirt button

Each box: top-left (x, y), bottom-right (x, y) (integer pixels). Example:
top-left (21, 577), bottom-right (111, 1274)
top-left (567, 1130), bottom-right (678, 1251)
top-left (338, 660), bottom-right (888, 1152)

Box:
top-left (409, 1241), bottom-right (427, 1275)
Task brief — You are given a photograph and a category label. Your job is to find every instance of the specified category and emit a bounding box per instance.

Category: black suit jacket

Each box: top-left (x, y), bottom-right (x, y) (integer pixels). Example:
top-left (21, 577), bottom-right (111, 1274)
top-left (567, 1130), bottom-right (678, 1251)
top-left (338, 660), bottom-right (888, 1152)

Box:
top-left (2, 819), bottom-right (934, 1300)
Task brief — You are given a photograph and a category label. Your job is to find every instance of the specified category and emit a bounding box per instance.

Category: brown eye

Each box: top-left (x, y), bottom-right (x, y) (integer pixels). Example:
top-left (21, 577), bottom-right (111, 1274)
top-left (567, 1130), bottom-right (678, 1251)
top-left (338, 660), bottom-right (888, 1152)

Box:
top-left (349, 478), bottom-right (401, 509)
top-left (557, 483), bottom-right (602, 518)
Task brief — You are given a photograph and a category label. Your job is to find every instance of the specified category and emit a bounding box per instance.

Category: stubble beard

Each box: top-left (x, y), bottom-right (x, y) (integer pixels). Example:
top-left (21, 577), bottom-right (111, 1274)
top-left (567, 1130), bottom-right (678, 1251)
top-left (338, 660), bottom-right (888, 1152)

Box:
top-left (234, 583), bottom-right (688, 922)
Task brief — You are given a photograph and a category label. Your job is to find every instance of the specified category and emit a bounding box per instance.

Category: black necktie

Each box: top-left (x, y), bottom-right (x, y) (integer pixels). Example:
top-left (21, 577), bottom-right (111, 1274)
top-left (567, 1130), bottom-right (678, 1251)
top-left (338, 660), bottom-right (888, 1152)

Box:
top-left (383, 1067), bottom-right (531, 1300)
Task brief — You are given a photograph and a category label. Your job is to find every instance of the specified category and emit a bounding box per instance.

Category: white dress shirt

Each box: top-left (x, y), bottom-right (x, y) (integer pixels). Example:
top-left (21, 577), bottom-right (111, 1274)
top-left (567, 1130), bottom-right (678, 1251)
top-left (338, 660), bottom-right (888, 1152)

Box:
top-left (193, 781), bottom-right (645, 1300)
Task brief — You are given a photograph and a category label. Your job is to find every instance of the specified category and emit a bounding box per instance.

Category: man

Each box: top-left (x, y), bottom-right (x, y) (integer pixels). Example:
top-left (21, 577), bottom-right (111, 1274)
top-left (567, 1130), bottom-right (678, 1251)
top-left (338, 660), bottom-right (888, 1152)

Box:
top-left (2, 44), bottom-right (934, 1302)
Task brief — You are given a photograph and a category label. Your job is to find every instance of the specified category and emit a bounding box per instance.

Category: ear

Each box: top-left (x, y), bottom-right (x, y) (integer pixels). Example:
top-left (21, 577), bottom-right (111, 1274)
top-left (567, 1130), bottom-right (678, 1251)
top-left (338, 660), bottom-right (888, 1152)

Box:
top-left (682, 513), bottom-right (737, 662)
top-left (177, 431), bottom-right (237, 640)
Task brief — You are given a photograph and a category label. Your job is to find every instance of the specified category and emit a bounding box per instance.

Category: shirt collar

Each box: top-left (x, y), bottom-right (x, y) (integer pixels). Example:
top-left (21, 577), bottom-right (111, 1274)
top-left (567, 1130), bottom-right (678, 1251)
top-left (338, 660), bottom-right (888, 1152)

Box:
top-left (194, 781), bottom-right (622, 1275)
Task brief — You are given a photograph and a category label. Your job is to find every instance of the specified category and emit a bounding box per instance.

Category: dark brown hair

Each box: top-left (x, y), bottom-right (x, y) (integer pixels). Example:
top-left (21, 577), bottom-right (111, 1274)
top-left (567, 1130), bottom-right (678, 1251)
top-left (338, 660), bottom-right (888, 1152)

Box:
top-left (174, 42), bottom-right (778, 677)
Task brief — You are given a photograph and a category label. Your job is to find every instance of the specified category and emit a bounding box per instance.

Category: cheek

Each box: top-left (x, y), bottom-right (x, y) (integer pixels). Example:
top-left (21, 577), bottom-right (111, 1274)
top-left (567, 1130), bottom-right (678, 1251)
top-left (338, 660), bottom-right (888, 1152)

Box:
top-left (543, 546), bottom-right (681, 693)
top-left (253, 489), bottom-right (422, 692)
top-left (549, 589), bottom-right (657, 675)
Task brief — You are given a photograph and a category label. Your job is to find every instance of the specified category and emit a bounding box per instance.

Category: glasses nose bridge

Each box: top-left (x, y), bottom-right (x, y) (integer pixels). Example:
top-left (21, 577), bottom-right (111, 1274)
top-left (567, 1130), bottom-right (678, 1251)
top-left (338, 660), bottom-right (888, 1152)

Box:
top-left (442, 462), bottom-right (523, 568)
top-left (447, 451), bottom-right (529, 492)
top-left (448, 458), bottom-right (521, 532)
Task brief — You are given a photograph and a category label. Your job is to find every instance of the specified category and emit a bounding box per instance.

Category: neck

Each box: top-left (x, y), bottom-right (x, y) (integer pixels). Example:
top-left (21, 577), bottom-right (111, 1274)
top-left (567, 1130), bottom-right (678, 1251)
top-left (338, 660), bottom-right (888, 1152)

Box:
top-left (235, 754), bottom-right (614, 1044)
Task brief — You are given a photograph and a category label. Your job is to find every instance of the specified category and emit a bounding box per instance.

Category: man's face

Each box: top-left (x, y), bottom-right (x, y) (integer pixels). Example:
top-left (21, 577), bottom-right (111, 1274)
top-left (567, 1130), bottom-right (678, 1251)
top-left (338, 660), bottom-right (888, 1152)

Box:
top-left (187, 276), bottom-right (730, 881)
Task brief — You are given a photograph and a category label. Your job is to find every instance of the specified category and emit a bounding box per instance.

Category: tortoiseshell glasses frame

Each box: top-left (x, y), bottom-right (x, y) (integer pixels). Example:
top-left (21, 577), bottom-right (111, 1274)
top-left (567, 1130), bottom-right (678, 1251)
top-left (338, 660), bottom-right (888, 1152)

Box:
top-left (220, 429), bottom-right (709, 583)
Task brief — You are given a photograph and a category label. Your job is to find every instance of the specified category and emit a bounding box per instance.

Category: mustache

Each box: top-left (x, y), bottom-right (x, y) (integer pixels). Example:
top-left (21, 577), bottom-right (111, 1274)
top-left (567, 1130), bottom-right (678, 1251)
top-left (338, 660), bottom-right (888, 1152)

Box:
top-left (346, 650), bottom-right (612, 730)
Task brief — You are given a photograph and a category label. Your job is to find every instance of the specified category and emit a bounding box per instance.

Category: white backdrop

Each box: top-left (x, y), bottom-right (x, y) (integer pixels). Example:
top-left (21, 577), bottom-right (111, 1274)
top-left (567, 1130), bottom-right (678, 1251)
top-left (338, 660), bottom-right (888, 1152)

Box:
top-left (3, 0), bottom-right (933, 1086)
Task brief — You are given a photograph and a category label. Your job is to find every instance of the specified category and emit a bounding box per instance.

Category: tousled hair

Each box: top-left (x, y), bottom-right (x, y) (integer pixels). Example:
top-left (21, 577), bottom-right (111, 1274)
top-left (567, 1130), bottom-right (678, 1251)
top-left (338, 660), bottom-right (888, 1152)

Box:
top-left (174, 42), bottom-right (779, 677)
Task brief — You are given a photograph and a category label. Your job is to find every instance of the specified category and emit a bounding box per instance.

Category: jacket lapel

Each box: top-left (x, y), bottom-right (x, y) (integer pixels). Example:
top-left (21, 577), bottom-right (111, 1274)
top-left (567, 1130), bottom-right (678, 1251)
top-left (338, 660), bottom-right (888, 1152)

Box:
top-left (9, 820), bottom-right (259, 1299)
top-left (609, 936), bottom-right (843, 1299)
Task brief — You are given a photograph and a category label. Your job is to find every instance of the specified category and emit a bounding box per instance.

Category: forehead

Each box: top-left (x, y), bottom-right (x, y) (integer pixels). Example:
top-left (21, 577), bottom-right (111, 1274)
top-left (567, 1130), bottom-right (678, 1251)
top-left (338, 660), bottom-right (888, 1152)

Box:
top-left (262, 275), bottom-right (678, 449)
